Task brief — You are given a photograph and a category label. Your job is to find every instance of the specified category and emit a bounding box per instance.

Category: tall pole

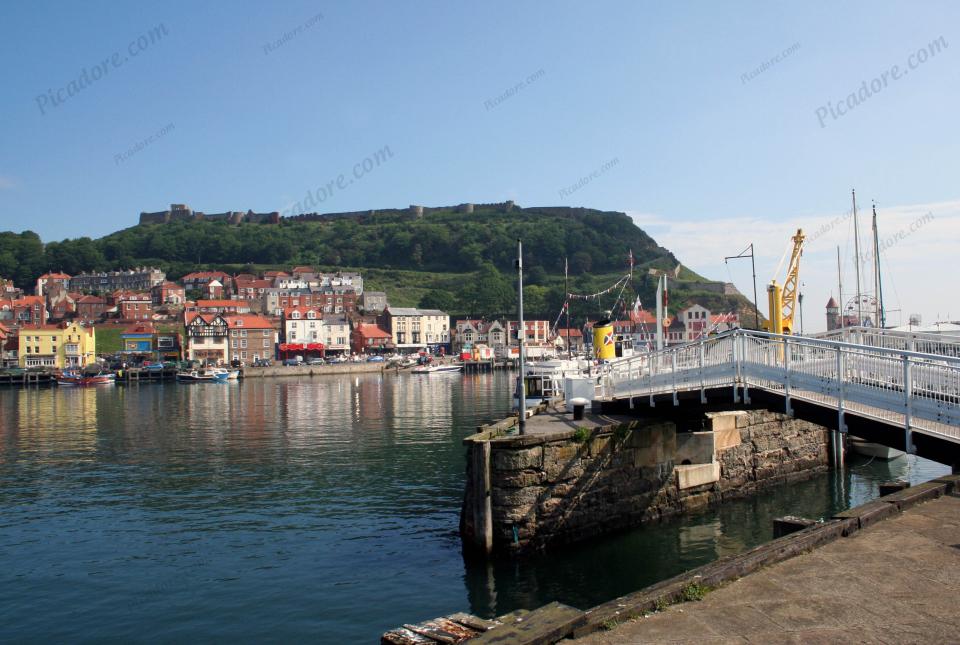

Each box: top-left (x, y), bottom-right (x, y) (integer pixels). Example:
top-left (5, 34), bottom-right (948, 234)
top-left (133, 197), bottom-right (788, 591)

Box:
top-left (750, 244), bottom-right (759, 330)
top-left (516, 239), bottom-right (526, 434)
top-left (655, 274), bottom-right (664, 350)
top-left (837, 246), bottom-right (844, 329)
top-left (565, 257), bottom-right (571, 360)
top-left (798, 291), bottom-right (804, 335)
top-left (872, 202), bottom-right (886, 328)
top-left (724, 243), bottom-right (759, 330)
top-left (852, 189), bottom-right (863, 326)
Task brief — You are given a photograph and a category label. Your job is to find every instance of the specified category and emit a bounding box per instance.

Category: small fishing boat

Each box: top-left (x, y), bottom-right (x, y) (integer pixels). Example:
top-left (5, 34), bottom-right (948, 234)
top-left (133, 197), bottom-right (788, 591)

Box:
top-left (212, 368), bottom-right (240, 380)
top-left (176, 369), bottom-right (230, 383)
top-left (411, 364), bottom-right (463, 374)
top-left (57, 370), bottom-right (116, 387)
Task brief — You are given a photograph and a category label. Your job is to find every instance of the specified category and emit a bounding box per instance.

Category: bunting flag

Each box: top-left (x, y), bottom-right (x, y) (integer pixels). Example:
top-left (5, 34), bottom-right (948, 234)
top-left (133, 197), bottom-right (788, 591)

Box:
top-left (567, 274), bottom-right (631, 301)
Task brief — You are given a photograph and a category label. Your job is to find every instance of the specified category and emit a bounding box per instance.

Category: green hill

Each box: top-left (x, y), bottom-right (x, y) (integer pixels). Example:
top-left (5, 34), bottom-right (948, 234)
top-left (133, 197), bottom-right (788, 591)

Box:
top-left (0, 204), bottom-right (758, 324)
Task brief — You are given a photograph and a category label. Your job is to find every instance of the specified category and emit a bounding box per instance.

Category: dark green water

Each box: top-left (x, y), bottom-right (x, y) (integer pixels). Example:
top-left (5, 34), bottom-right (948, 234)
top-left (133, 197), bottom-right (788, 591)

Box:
top-left (0, 372), bottom-right (948, 642)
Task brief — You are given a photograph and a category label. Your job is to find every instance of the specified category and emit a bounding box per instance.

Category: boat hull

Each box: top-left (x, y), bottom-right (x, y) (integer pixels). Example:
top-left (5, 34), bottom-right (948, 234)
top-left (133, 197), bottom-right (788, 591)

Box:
top-left (57, 374), bottom-right (115, 387)
top-left (411, 365), bottom-right (463, 374)
top-left (848, 436), bottom-right (905, 460)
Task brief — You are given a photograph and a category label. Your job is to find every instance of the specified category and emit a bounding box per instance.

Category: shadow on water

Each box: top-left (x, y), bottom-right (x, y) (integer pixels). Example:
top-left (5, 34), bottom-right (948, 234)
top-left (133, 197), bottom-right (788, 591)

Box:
top-left (463, 451), bottom-right (949, 618)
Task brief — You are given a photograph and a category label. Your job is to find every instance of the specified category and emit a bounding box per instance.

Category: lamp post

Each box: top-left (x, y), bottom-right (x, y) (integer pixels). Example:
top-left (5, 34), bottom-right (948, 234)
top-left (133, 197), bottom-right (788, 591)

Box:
top-left (724, 243), bottom-right (760, 330)
top-left (798, 291), bottom-right (805, 335)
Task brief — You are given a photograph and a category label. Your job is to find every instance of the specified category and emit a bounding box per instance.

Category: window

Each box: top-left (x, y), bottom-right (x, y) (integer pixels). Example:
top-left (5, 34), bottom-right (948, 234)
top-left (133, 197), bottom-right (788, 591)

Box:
top-left (235, 320), bottom-right (243, 327)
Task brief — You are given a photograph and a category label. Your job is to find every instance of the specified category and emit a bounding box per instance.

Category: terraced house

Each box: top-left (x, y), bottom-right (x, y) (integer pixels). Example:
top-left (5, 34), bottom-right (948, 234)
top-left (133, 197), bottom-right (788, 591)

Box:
top-left (225, 314), bottom-right (276, 364)
top-left (18, 322), bottom-right (96, 368)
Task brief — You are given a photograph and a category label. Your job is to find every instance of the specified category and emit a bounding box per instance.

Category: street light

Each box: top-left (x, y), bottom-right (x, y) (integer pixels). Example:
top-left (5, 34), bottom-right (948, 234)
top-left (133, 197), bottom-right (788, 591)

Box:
top-left (724, 243), bottom-right (760, 330)
top-left (798, 291), bottom-right (804, 335)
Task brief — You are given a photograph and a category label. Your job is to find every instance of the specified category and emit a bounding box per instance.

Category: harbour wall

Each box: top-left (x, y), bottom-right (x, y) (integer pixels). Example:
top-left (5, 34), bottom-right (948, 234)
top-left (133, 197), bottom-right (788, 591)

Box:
top-left (461, 409), bottom-right (830, 555)
top-left (241, 363), bottom-right (386, 378)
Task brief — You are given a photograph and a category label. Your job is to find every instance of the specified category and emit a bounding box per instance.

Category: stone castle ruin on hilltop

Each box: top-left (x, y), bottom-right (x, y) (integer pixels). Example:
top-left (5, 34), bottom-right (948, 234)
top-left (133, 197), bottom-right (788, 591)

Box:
top-left (138, 202), bottom-right (518, 226)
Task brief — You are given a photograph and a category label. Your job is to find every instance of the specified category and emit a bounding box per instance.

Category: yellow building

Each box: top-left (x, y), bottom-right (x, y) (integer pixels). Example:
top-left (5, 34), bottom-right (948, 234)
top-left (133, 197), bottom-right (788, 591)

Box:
top-left (19, 322), bottom-right (96, 368)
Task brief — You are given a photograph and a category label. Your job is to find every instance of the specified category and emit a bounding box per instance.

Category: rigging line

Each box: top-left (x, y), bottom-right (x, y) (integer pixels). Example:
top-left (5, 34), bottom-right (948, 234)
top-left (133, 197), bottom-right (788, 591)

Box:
top-left (771, 235), bottom-right (793, 283)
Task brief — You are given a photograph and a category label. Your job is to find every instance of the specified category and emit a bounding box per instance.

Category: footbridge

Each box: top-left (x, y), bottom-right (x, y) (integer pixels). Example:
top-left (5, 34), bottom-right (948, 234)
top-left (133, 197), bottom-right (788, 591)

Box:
top-left (595, 327), bottom-right (960, 465)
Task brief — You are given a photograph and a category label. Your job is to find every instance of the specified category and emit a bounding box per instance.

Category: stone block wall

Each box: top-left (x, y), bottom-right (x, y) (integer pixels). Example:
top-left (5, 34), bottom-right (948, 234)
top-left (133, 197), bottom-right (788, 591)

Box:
top-left (461, 409), bottom-right (830, 555)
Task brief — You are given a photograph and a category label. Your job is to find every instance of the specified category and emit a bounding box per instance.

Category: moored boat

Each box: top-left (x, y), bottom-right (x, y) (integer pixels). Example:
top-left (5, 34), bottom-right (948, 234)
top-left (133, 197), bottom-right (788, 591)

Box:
top-left (411, 364), bottom-right (463, 374)
top-left (848, 435), bottom-right (906, 460)
top-left (176, 368), bottom-right (231, 382)
top-left (57, 370), bottom-right (116, 386)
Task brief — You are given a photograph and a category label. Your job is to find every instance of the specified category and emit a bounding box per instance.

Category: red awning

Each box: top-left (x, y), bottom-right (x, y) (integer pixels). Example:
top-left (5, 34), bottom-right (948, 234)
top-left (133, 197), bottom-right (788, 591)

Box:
top-left (306, 343), bottom-right (325, 351)
top-left (280, 343), bottom-right (305, 352)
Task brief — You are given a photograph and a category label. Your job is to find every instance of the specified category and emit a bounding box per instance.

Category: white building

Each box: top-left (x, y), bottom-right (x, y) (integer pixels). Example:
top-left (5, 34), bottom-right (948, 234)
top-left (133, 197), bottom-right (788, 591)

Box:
top-left (380, 307), bottom-right (450, 350)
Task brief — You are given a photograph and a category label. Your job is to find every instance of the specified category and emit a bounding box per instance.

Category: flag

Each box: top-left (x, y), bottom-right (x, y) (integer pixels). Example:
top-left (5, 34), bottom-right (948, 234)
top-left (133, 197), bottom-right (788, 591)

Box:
top-left (629, 296), bottom-right (642, 323)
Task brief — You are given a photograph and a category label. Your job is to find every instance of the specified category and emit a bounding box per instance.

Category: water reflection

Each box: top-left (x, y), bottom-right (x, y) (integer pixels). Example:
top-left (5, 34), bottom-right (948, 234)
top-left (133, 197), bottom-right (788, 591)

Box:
top-left (0, 373), bottom-right (950, 642)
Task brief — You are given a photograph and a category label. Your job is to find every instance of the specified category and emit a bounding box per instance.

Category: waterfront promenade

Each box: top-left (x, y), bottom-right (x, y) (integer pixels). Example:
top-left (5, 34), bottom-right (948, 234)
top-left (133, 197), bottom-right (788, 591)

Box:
top-left (573, 491), bottom-right (960, 644)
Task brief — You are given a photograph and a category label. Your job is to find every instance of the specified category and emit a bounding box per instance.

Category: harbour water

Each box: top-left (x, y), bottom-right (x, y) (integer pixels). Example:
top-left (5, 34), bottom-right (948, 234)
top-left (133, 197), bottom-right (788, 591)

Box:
top-left (0, 372), bottom-right (948, 642)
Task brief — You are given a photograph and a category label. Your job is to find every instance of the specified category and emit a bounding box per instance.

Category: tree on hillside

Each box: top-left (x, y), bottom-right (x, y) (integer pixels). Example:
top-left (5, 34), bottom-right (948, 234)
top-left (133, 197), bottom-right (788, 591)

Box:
top-left (419, 289), bottom-right (457, 312)
top-left (459, 262), bottom-right (513, 316)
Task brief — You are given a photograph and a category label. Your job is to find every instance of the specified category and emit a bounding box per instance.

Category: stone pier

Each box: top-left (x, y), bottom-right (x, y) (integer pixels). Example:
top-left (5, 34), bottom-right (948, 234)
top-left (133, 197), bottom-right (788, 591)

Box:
top-left (461, 407), bottom-right (830, 555)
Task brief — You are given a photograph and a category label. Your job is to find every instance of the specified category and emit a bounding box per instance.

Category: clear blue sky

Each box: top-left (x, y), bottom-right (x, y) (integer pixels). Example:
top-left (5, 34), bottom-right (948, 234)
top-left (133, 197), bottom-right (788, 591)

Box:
top-left (1, 1), bottom-right (958, 326)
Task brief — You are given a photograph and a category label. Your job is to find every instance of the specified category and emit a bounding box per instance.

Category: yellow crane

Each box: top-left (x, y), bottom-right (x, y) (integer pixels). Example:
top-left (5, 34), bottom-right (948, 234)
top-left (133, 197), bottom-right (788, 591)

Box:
top-left (766, 229), bottom-right (805, 335)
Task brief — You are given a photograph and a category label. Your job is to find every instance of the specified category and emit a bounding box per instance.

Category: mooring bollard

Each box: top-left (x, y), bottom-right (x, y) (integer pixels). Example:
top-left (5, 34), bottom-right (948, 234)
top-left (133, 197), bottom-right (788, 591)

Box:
top-left (570, 397), bottom-right (589, 421)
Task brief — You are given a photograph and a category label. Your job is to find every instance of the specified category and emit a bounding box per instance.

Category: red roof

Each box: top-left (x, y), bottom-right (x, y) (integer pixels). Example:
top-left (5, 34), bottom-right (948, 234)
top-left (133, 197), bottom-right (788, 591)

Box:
top-left (225, 314), bottom-right (275, 329)
top-left (354, 324), bottom-right (391, 338)
top-left (291, 266), bottom-right (314, 273)
top-left (76, 294), bottom-right (107, 304)
top-left (283, 306), bottom-right (322, 317)
top-left (185, 312), bottom-right (225, 325)
top-left (38, 272), bottom-right (71, 280)
top-left (557, 328), bottom-right (583, 338)
top-left (197, 299), bottom-right (249, 308)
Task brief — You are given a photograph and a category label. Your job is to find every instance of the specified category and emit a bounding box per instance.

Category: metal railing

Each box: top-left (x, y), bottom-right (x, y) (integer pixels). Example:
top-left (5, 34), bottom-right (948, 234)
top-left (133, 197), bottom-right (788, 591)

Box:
top-left (600, 329), bottom-right (960, 448)
top-left (814, 326), bottom-right (960, 358)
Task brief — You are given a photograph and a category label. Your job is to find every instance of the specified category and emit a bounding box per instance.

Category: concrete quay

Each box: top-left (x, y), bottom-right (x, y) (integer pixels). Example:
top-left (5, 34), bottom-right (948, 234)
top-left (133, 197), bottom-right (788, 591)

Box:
top-left (572, 478), bottom-right (960, 644)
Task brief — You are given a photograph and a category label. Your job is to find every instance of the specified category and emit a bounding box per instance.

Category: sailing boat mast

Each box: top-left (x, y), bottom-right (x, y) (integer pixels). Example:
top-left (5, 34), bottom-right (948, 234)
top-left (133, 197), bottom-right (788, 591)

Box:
top-left (837, 245), bottom-right (844, 329)
top-left (565, 257), bottom-right (571, 360)
top-left (852, 189), bottom-right (863, 326)
top-left (871, 202), bottom-right (886, 328)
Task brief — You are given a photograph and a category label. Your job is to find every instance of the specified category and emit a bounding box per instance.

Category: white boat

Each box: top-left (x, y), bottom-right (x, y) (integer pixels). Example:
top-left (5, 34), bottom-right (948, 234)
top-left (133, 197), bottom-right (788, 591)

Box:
top-left (411, 364), bottom-right (462, 374)
top-left (177, 368), bottom-right (232, 383)
top-left (213, 368), bottom-right (240, 380)
top-left (514, 358), bottom-right (594, 409)
top-left (848, 435), bottom-right (905, 460)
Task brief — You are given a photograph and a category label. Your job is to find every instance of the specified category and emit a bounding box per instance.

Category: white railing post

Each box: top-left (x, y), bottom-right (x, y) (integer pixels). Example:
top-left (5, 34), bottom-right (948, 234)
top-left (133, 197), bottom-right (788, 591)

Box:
top-left (783, 336), bottom-right (793, 416)
top-left (699, 340), bottom-right (706, 404)
top-left (671, 350), bottom-right (679, 406)
top-left (649, 352), bottom-right (656, 408)
top-left (732, 332), bottom-right (741, 403)
top-left (741, 333), bottom-right (751, 404)
top-left (903, 354), bottom-right (914, 454)
top-left (835, 346), bottom-right (846, 468)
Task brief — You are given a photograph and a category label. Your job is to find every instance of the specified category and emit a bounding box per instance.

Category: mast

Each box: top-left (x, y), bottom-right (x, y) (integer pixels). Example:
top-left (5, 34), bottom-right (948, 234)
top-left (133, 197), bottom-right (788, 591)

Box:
top-left (565, 257), bottom-right (571, 360)
top-left (852, 189), bottom-right (863, 326)
top-left (516, 239), bottom-right (526, 433)
top-left (872, 202), bottom-right (886, 328)
top-left (655, 275), bottom-right (663, 350)
top-left (837, 246), bottom-right (844, 329)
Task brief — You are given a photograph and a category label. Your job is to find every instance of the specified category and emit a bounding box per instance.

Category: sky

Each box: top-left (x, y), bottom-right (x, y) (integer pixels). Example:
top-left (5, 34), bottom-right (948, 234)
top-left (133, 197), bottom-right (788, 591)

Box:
top-left (1, 1), bottom-right (958, 331)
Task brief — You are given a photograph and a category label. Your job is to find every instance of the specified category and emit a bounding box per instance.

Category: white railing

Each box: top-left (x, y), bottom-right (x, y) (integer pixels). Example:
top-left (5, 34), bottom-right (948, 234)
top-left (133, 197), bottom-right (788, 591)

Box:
top-left (814, 326), bottom-right (960, 358)
top-left (601, 329), bottom-right (960, 447)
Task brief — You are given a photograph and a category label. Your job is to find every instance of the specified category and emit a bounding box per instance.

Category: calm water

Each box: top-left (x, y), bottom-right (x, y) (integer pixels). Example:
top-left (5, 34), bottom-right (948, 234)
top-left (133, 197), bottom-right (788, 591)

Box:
top-left (0, 373), bottom-right (949, 642)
